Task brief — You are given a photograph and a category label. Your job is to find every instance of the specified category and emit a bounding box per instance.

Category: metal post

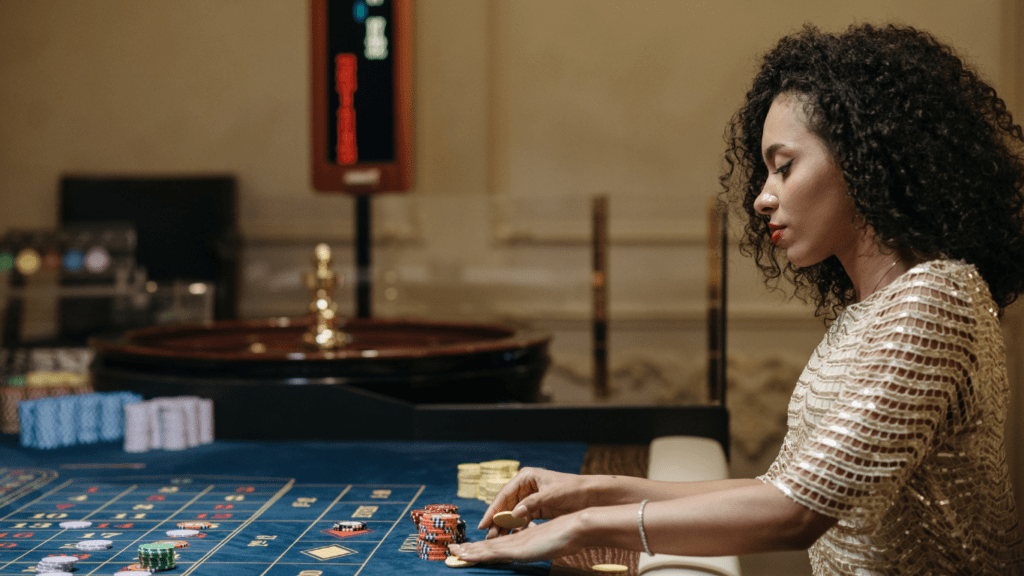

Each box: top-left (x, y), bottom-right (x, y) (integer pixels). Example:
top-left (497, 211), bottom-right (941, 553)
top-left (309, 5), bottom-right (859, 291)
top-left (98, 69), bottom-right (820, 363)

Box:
top-left (707, 202), bottom-right (727, 406)
top-left (355, 194), bottom-right (372, 318)
top-left (592, 195), bottom-right (609, 398)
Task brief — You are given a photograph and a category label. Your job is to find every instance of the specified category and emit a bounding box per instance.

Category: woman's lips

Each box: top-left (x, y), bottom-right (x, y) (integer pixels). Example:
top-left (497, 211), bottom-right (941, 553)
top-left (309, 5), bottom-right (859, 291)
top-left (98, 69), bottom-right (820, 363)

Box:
top-left (769, 224), bottom-right (785, 245)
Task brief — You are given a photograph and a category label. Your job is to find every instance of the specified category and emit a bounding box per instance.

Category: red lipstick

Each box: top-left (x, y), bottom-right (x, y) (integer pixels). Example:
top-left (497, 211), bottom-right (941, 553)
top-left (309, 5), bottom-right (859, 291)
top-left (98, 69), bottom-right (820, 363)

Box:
top-left (768, 224), bottom-right (785, 245)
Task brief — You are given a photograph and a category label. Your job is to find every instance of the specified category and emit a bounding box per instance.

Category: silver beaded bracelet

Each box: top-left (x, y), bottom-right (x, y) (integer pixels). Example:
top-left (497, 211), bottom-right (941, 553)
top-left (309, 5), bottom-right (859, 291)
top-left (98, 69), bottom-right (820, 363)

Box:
top-left (638, 499), bottom-right (653, 556)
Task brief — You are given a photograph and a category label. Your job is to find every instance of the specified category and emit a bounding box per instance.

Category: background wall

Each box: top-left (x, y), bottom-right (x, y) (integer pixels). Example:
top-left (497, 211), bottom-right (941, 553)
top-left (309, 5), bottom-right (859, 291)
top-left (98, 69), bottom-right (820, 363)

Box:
top-left (1, 2), bottom-right (1021, 574)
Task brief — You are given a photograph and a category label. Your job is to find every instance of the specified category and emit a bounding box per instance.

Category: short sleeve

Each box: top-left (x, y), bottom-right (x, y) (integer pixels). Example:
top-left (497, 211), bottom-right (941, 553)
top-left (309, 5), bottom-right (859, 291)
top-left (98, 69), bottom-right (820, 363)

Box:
top-left (768, 269), bottom-right (980, 523)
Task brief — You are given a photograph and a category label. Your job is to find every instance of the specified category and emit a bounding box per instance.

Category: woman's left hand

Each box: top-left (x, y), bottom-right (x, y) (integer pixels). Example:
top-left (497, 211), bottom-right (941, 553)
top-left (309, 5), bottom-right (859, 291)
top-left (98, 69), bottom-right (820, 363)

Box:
top-left (448, 512), bottom-right (585, 564)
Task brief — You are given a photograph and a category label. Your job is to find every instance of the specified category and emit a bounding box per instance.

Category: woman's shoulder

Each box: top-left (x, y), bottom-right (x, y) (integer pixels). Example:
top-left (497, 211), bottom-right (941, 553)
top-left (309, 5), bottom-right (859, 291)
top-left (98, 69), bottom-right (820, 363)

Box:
top-left (905, 258), bottom-right (981, 285)
top-left (897, 259), bottom-right (992, 305)
top-left (874, 258), bottom-right (996, 326)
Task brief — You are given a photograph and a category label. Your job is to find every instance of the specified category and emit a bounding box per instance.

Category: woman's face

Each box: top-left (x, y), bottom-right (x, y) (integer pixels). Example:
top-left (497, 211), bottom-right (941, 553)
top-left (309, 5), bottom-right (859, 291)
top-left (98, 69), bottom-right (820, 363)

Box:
top-left (753, 94), bottom-right (861, 268)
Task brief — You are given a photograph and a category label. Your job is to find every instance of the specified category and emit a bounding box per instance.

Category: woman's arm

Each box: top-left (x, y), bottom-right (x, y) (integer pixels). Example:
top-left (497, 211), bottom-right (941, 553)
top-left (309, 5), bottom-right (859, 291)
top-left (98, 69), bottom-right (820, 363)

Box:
top-left (478, 467), bottom-right (764, 532)
top-left (587, 474), bottom-right (764, 507)
top-left (454, 481), bottom-right (837, 563)
top-left (587, 481), bottom-right (836, 556)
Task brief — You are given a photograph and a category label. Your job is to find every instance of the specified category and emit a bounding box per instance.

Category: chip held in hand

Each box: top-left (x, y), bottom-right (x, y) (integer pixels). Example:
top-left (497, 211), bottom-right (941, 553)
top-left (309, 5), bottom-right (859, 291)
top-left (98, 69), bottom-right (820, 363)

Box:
top-left (591, 564), bottom-right (628, 574)
top-left (492, 510), bottom-right (529, 529)
top-left (445, 555), bottom-right (477, 568)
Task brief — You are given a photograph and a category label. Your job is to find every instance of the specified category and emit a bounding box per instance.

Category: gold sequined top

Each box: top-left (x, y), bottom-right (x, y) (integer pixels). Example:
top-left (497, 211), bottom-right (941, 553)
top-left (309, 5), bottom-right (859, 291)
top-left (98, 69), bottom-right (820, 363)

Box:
top-left (760, 259), bottom-right (1024, 575)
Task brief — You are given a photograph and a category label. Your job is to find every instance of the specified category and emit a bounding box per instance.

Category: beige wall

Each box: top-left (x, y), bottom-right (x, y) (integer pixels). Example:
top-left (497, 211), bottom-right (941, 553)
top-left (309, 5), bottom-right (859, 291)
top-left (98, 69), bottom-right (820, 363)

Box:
top-left (0, 0), bottom-right (1016, 322)
top-left (1003, 3), bottom-right (1024, 573)
top-left (1, 2), bottom-right (1021, 574)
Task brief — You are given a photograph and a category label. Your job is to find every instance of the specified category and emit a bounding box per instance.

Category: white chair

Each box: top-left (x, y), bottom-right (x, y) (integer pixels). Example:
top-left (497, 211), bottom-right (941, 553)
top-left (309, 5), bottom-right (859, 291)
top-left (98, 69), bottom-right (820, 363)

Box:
top-left (638, 436), bottom-right (742, 576)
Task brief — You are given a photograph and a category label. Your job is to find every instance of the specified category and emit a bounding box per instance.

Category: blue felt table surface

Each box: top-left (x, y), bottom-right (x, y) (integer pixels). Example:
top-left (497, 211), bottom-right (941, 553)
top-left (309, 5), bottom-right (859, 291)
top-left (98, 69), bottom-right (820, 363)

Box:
top-left (0, 436), bottom-right (588, 483)
top-left (0, 437), bottom-right (587, 575)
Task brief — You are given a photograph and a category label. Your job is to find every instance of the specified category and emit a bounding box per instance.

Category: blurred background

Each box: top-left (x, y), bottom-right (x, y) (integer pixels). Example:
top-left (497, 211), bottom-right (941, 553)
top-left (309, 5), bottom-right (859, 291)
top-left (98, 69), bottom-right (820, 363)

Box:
top-left (1, 2), bottom-right (1021, 573)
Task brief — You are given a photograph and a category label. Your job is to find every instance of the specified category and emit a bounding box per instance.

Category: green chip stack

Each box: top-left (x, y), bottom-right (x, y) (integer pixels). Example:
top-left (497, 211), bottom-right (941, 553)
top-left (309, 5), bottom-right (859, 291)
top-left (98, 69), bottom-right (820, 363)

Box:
top-left (138, 541), bottom-right (177, 571)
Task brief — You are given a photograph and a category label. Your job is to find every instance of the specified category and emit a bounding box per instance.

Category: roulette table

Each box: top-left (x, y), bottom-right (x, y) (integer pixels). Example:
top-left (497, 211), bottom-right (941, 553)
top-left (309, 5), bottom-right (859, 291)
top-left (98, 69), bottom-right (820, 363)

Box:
top-left (0, 436), bottom-right (652, 576)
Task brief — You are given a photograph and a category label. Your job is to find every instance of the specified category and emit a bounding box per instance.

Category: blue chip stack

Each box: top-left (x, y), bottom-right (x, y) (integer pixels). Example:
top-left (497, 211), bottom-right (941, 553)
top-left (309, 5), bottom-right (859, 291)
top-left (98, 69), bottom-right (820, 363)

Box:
top-left (18, 391), bottom-right (143, 449)
top-left (100, 392), bottom-right (133, 441)
top-left (77, 394), bottom-right (101, 444)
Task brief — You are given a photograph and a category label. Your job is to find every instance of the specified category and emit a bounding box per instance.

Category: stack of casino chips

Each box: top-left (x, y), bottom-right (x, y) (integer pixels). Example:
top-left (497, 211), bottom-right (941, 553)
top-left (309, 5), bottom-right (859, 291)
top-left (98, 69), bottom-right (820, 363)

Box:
top-left (410, 503), bottom-right (459, 527)
top-left (138, 541), bottom-right (177, 571)
top-left (333, 520), bottom-right (366, 532)
top-left (18, 391), bottom-right (143, 449)
top-left (476, 459), bottom-right (520, 504)
top-left (123, 396), bottom-right (215, 453)
top-left (456, 463), bottom-right (481, 498)
top-left (36, 554), bottom-right (78, 573)
top-left (411, 505), bottom-right (465, 561)
top-left (59, 520), bottom-right (93, 529)
top-left (77, 538), bottom-right (114, 551)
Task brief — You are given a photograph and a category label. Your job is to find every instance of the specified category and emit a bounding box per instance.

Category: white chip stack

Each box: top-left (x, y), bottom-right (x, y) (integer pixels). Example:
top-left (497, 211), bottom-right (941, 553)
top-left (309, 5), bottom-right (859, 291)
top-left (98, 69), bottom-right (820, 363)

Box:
top-left (457, 459), bottom-right (519, 504)
top-left (124, 402), bottom-right (150, 453)
top-left (160, 400), bottom-right (188, 450)
top-left (77, 539), bottom-right (113, 551)
top-left (123, 396), bottom-right (215, 453)
top-left (58, 521), bottom-right (92, 529)
top-left (35, 555), bottom-right (78, 573)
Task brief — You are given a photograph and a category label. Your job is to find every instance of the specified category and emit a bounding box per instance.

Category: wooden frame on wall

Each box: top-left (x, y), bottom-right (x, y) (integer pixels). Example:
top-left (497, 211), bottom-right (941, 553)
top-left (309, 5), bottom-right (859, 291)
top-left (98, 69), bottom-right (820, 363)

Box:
top-left (310, 0), bottom-right (413, 193)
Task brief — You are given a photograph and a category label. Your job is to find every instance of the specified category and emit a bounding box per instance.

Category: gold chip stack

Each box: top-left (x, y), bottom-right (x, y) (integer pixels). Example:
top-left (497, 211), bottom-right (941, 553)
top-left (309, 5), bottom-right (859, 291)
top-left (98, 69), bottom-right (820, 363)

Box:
top-left (456, 463), bottom-right (481, 499)
top-left (476, 459), bottom-right (520, 504)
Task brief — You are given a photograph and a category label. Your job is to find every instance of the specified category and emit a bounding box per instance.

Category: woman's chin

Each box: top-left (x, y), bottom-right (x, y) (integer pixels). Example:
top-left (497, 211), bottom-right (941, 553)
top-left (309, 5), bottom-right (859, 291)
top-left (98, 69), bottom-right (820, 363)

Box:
top-left (786, 251), bottom-right (822, 270)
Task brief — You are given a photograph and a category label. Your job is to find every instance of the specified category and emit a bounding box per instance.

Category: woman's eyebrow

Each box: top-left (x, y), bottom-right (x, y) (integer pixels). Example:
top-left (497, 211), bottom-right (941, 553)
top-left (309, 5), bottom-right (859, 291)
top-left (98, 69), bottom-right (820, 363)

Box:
top-left (762, 142), bottom-right (788, 164)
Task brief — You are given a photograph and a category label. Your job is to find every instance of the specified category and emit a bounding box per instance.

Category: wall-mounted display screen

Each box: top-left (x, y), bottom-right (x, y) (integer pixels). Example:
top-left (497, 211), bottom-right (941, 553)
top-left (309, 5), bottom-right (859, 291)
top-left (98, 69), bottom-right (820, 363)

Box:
top-left (311, 0), bottom-right (412, 192)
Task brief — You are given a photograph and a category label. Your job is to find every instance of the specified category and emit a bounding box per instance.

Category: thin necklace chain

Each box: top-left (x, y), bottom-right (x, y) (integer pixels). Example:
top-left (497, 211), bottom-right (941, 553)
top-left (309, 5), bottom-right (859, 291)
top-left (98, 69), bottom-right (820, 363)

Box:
top-left (869, 258), bottom-right (899, 295)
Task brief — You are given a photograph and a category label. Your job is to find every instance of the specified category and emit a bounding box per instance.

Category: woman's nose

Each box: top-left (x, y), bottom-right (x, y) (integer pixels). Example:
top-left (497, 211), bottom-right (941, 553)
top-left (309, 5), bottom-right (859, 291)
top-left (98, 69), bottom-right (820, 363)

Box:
top-left (754, 186), bottom-right (779, 214)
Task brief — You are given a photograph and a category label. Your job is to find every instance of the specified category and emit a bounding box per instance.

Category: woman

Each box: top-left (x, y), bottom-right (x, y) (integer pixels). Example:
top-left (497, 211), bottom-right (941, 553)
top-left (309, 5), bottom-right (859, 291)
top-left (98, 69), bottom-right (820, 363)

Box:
top-left (449, 24), bottom-right (1024, 575)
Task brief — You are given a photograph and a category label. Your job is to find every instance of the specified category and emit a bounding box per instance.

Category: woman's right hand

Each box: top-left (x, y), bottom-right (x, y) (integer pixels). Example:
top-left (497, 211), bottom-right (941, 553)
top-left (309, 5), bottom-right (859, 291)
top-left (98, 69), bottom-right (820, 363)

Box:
top-left (478, 467), bottom-right (597, 538)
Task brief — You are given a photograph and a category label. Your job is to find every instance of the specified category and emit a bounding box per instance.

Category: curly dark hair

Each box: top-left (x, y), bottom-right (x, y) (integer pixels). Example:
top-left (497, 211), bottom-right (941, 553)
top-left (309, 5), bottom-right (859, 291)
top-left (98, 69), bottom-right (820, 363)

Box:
top-left (720, 23), bottom-right (1024, 319)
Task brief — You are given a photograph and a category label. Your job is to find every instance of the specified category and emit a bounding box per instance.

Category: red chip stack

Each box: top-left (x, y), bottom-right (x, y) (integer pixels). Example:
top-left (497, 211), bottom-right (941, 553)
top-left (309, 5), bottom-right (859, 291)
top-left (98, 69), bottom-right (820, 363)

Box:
top-left (410, 504), bottom-right (465, 561)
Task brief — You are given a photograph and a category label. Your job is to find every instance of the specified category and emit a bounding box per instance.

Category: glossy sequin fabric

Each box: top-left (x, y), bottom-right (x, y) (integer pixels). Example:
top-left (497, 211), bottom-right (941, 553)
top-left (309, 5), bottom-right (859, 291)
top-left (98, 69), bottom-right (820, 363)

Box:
top-left (761, 259), bottom-right (1023, 575)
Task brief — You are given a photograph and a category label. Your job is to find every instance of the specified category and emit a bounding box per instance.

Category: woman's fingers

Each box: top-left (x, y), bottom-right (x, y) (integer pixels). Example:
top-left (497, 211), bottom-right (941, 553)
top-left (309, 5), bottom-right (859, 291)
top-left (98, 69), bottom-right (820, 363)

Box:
top-left (478, 468), bottom-right (542, 529)
top-left (451, 514), bottom-right (580, 564)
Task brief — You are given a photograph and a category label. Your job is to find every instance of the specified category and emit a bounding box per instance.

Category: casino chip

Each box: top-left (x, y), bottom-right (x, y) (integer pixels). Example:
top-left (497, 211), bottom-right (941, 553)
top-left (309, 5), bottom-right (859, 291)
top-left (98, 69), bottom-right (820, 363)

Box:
top-left (445, 555), bottom-right (477, 568)
top-left (492, 510), bottom-right (529, 529)
top-left (59, 520), bottom-right (92, 529)
top-left (457, 463), bottom-right (482, 499)
top-left (425, 503), bottom-right (459, 513)
top-left (114, 572), bottom-right (153, 576)
top-left (76, 539), bottom-right (113, 551)
top-left (333, 520), bottom-right (367, 531)
top-left (477, 460), bottom-right (520, 503)
top-left (415, 509), bottom-right (466, 561)
top-left (591, 564), bottom-right (629, 574)
top-left (154, 539), bottom-right (190, 549)
top-left (177, 521), bottom-right (211, 530)
top-left (35, 555), bottom-right (78, 573)
top-left (166, 529), bottom-right (200, 537)
top-left (457, 460), bottom-right (520, 503)
top-left (410, 508), bottom-right (426, 526)
top-left (138, 542), bottom-right (177, 571)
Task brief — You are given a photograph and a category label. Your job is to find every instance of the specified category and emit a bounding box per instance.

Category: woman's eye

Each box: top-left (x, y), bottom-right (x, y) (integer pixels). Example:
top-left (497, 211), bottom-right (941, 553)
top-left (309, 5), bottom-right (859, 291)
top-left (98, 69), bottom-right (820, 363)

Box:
top-left (774, 160), bottom-right (793, 176)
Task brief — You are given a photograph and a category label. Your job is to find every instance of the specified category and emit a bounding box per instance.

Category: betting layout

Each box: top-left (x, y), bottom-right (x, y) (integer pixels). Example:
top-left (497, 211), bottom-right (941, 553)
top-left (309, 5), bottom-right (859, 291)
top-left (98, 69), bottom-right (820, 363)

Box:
top-left (0, 471), bottom-right (433, 576)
